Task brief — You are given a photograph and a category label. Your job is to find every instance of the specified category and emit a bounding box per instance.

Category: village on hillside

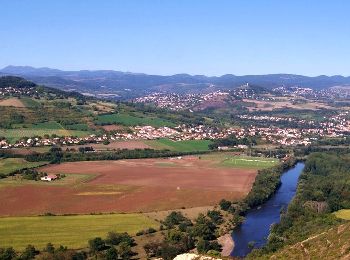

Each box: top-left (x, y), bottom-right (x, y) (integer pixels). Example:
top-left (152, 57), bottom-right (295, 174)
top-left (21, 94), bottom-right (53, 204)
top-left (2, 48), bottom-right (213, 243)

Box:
top-left (1, 111), bottom-right (350, 149)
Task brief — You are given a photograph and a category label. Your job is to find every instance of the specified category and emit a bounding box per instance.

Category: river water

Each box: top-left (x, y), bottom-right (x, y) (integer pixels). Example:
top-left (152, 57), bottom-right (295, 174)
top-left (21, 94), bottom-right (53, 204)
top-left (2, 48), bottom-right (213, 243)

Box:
top-left (231, 162), bottom-right (305, 257)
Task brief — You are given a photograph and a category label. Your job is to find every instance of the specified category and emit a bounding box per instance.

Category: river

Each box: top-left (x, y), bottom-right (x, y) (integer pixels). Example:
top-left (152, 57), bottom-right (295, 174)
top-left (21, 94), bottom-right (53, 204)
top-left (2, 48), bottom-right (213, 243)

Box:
top-left (231, 162), bottom-right (305, 257)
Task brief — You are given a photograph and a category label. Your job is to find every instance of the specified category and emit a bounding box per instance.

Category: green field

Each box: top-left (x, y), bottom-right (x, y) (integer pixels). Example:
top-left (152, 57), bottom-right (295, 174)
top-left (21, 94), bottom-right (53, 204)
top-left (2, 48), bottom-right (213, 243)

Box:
top-left (30, 121), bottom-right (64, 129)
top-left (0, 173), bottom-right (95, 187)
top-left (0, 128), bottom-right (93, 143)
top-left (0, 214), bottom-right (159, 250)
top-left (220, 156), bottom-right (279, 169)
top-left (20, 97), bottom-right (41, 108)
top-left (64, 123), bottom-right (90, 131)
top-left (146, 139), bottom-right (213, 152)
top-left (0, 158), bottom-right (47, 175)
top-left (95, 113), bottom-right (176, 127)
top-left (334, 209), bottom-right (350, 220)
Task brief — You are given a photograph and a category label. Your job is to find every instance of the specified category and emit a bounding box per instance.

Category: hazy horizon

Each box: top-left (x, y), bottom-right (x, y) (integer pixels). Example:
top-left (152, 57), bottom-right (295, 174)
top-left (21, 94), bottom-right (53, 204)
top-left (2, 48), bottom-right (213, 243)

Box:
top-left (3, 65), bottom-right (350, 78)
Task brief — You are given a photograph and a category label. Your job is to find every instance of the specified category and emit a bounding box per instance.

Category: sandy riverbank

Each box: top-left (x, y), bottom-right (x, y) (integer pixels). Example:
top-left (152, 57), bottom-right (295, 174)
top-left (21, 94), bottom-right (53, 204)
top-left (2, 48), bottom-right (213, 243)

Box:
top-left (218, 233), bottom-right (234, 257)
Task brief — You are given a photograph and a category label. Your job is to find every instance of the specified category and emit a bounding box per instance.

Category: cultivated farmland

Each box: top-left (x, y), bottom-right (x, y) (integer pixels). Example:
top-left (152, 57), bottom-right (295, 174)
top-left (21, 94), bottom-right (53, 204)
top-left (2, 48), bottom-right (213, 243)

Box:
top-left (70, 140), bottom-right (152, 151)
top-left (220, 156), bottom-right (279, 169)
top-left (0, 120), bottom-right (94, 143)
top-left (0, 214), bottom-right (158, 250)
top-left (0, 154), bottom-right (261, 216)
top-left (145, 138), bottom-right (213, 152)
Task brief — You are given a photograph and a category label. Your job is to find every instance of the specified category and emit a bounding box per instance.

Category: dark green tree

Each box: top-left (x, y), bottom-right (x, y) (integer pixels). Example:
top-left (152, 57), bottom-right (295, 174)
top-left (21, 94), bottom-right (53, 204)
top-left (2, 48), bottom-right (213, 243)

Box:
top-left (104, 247), bottom-right (118, 260)
top-left (20, 245), bottom-right (37, 260)
top-left (44, 243), bottom-right (55, 254)
top-left (0, 247), bottom-right (16, 260)
top-left (118, 242), bottom-right (133, 260)
top-left (88, 237), bottom-right (105, 253)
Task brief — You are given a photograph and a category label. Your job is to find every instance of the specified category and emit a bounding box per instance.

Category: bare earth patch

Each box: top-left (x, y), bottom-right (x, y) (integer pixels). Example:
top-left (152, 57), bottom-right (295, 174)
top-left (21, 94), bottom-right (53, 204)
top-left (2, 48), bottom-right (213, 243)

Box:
top-left (69, 140), bottom-right (151, 151)
top-left (101, 124), bottom-right (124, 131)
top-left (0, 98), bottom-right (26, 107)
top-left (243, 98), bottom-right (332, 111)
top-left (218, 234), bottom-right (234, 256)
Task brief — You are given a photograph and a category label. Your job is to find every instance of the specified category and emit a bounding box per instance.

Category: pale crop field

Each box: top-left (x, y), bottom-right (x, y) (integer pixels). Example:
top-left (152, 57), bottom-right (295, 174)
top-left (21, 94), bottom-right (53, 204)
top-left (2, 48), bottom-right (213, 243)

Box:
top-left (334, 209), bottom-right (350, 220)
top-left (0, 214), bottom-right (159, 250)
top-left (221, 156), bottom-right (279, 169)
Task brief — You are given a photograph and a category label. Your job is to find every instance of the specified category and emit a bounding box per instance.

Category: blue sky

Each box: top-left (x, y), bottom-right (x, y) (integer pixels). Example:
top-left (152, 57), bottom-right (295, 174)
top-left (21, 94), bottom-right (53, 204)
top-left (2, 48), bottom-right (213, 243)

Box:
top-left (1, 0), bottom-right (350, 76)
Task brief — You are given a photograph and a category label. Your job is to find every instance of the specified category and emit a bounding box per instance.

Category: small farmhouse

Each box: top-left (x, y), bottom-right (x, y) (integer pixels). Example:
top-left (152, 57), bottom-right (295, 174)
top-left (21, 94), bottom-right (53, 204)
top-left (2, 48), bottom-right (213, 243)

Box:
top-left (40, 174), bottom-right (58, 182)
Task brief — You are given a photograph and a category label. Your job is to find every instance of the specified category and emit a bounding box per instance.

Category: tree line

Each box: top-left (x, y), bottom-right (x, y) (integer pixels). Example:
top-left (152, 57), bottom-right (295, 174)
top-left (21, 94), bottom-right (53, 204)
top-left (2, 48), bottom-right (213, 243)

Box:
top-left (24, 147), bottom-right (209, 164)
top-left (0, 231), bottom-right (135, 260)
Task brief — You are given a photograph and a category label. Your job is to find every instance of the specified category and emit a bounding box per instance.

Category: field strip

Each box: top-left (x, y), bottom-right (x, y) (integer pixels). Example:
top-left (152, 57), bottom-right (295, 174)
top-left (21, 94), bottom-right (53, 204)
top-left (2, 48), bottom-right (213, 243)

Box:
top-left (76, 191), bottom-right (122, 196)
top-left (233, 159), bottom-right (276, 163)
top-left (0, 214), bottom-right (159, 250)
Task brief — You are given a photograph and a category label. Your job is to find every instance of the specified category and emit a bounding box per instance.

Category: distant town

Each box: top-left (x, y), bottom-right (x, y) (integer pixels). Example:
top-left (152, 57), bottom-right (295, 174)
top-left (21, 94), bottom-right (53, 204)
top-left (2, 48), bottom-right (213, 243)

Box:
top-left (1, 110), bottom-right (349, 149)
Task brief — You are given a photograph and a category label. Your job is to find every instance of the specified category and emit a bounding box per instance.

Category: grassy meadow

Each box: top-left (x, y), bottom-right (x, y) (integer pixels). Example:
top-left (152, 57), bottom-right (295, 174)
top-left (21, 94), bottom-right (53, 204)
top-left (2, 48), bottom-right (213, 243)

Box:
top-left (0, 214), bottom-right (159, 250)
top-left (0, 158), bottom-right (48, 175)
top-left (0, 129), bottom-right (93, 143)
top-left (220, 156), bottom-right (279, 169)
top-left (146, 138), bottom-right (213, 152)
top-left (198, 153), bottom-right (280, 169)
top-left (20, 97), bottom-right (41, 108)
top-left (0, 121), bottom-right (95, 143)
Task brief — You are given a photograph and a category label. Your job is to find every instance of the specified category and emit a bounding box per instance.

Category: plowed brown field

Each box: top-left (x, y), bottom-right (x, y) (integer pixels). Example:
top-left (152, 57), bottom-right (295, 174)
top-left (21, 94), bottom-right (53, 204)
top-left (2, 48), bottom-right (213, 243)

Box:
top-left (0, 157), bottom-right (257, 216)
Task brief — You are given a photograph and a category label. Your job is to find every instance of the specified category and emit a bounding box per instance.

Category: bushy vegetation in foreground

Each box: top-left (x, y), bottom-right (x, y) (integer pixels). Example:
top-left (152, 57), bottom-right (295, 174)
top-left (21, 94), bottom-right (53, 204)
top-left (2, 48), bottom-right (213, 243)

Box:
top-left (143, 211), bottom-right (222, 260)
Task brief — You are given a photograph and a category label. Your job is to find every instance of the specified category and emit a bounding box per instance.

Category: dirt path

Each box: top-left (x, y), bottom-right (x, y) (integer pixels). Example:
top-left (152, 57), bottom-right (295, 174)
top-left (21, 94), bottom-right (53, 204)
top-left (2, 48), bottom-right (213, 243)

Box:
top-left (217, 233), bottom-right (234, 256)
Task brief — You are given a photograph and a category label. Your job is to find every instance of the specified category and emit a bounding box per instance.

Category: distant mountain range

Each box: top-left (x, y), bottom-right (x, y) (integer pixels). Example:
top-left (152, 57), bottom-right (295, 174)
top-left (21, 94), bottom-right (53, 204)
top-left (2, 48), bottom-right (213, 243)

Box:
top-left (2, 65), bottom-right (350, 99)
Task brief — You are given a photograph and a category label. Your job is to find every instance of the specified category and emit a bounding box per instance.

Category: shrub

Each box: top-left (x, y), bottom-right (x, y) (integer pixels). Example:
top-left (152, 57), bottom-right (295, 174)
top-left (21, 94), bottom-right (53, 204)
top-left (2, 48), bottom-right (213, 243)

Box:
top-left (163, 211), bottom-right (189, 229)
top-left (106, 232), bottom-right (134, 246)
top-left (88, 237), bottom-right (105, 253)
top-left (0, 247), bottom-right (16, 260)
top-left (44, 243), bottom-right (55, 254)
top-left (219, 199), bottom-right (232, 211)
top-left (105, 247), bottom-right (118, 260)
top-left (135, 230), bottom-right (144, 236)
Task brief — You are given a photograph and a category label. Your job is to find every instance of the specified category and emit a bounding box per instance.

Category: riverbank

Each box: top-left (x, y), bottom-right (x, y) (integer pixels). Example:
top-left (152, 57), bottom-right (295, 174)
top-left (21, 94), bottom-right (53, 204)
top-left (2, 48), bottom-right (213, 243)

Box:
top-left (231, 162), bottom-right (305, 257)
top-left (218, 233), bottom-right (234, 256)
